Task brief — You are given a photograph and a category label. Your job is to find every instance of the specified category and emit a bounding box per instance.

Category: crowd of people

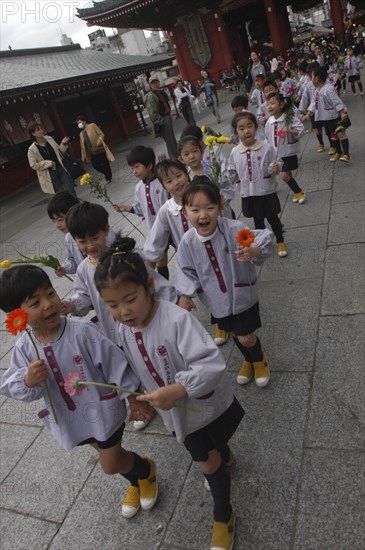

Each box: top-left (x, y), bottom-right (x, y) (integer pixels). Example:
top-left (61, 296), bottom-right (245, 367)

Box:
top-left (2, 33), bottom-right (363, 550)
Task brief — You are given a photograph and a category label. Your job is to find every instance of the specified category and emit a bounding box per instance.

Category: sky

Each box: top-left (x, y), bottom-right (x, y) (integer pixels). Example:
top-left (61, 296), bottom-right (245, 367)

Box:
top-left (0, 0), bottom-right (148, 50)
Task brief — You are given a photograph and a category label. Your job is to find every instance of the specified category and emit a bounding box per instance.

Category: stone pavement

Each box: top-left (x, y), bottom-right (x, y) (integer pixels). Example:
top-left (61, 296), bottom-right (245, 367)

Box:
top-left (0, 89), bottom-right (364, 550)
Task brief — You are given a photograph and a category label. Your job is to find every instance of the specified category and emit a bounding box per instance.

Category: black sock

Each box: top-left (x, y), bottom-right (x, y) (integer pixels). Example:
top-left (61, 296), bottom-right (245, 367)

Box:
top-left (358, 82), bottom-right (363, 93)
top-left (332, 139), bottom-right (342, 155)
top-left (340, 138), bottom-right (349, 156)
top-left (122, 453), bottom-right (150, 486)
top-left (247, 336), bottom-right (264, 363)
top-left (233, 336), bottom-right (252, 362)
top-left (351, 83), bottom-right (356, 93)
top-left (157, 265), bottom-right (169, 280)
top-left (204, 463), bottom-right (232, 522)
top-left (253, 217), bottom-right (266, 230)
top-left (267, 215), bottom-right (284, 243)
top-left (286, 177), bottom-right (302, 194)
top-left (316, 134), bottom-right (324, 145)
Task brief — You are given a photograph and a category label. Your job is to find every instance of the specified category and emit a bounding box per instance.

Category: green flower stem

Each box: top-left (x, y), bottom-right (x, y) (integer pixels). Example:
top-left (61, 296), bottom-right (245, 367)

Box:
top-left (9, 258), bottom-right (73, 282)
top-left (79, 381), bottom-right (199, 412)
top-left (26, 329), bottom-right (59, 424)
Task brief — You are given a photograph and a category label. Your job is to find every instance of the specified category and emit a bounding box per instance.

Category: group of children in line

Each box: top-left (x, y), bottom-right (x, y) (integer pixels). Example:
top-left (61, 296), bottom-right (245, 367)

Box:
top-left (0, 49), bottom-right (359, 550)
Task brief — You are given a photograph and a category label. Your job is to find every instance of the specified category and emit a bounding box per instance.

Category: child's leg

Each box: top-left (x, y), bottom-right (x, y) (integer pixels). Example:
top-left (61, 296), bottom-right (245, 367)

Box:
top-left (199, 449), bottom-right (232, 523)
top-left (237, 333), bottom-right (270, 387)
top-left (266, 215), bottom-right (284, 243)
top-left (337, 130), bottom-right (350, 159)
top-left (357, 80), bottom-right (363, 94)
top-left (281, 170), bottom-right (303, 194)
top-left (156, 250), bottom-right (169, 280)
top-left (324, 121), bottom-right (342, 156)
top-left (253, 217), bottom-right (266, 229)
top-left (350, 81), bottom-right (356, 94)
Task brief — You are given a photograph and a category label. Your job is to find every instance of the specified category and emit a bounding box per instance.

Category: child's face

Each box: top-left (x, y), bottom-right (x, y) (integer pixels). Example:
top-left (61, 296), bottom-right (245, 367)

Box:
top-left (232, 105), bottom-right (247, 113)
top-left (183, 191), bottom-right (220, 237)
top-left (264, 85), bottom-right (277, 98)
top-left (131, 162), bottom-right (153, 181)
top-left (51, 213), bottom-right (67, 234)
top-left (235, 117), bottom-right (257, 145)
top-left (179, 141), bottom-right (203, 170)
top-left (266, 96), bottom-right (284, 117)
top-left (102, 279), bottom-right (155, 330)
top-left (21, 285), bottom-right (61, 337)
top-left (74, 227), bottom-right (109, 260)
top-left (255, 79), bottom-right (264, 89)
top-left (311, 74), bottom-right (320, 86)
top-left (160, 167), bottom-right (189, 200)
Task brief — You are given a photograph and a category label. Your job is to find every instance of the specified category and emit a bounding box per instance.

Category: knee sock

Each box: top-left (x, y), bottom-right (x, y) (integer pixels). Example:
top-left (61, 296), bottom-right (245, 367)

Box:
top-left (204, 463), bottom-right (232, 522)
top-left (267, 215), bottom-right (284, 243)
top-left (122, 453), bottom-right (151, 487)
top-left (351, 83), bottom-right (356, 93)
top-left (233, 336), bottom-right (253, 362)
top-left (247, 336), bottom-right (264, 363)
top-left (340, 138), bottom-right (349, 156)
top-left (316, 133), bottom-right (324, 145)
top-left (157, 265), bottom-right (169, 280)
top-left (286, 177), bottom-right (302, 194)
top-left (253, 217), bottom-right (266, 230)
top-left (332, 139), bottom-right (342, 155)
top-left (358, 81), bottom-right (363, 93)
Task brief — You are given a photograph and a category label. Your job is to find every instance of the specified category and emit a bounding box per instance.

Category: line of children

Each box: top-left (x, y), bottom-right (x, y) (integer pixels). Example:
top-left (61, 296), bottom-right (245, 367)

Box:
top-left (228, 111), bottom-right (287, 257)
top-left (94, 235), bottom-right (245, 550)
top-left (113, 145), bottom-right (170, 279)
top-left (0, 265), bottom-right (158, 520)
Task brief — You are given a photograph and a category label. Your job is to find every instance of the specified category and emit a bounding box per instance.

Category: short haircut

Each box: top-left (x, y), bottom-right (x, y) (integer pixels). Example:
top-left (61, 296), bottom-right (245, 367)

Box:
top-left (155, 159), bottom-right (188, 184)
top-left (76, 115), bottom-right (86, 122)
top-left (182, 177), bottom-right (221, 207)
top-left (298, 61), bottom-right (308, 73)
top-left (178, 135), bottom-right (201, 155)
top-left (231, 95), bottom-right (249, 109)
top-left (231, 111), bottom-right (258, 131)
top-left (181, 125), bottom-right (203, 140)
top-left (66, 201), bottom-right (109, 239)
top-left (263, 79), bottom-right (278, 90)
top-left (47, 191), bottom-right (80, 219)
top-left (26, 121), bottom-right (41, 139)
top-left (313, 66), bottom-right (328, 82)
top-left (127, 145), bottom-right (155, 168)
top-left (0, 265), bottom-right (52, 312)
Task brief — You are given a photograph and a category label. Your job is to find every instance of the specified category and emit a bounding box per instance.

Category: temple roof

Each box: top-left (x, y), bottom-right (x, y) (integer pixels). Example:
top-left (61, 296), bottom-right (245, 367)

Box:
top-left (0, 44), bottom-right (174, 98)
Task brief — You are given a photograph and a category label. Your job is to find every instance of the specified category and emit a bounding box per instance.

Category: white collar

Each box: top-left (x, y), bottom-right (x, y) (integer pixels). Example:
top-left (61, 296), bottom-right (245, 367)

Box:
top-left (238, 140), bottom-right (264, 153)
top-left (194, 226), bottom-right (219, 242)
top-left (165, 197), bottom-right (183, 215)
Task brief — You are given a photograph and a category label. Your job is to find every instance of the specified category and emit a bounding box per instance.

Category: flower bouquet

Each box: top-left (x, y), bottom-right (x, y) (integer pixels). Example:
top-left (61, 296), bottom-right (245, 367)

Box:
top-left (200, 125), bottom-right (232, 189)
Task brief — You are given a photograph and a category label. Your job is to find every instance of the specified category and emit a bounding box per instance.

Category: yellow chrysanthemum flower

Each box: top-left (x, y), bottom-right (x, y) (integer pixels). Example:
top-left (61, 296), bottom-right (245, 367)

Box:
top-left (216, 136), bottom-right (232, 144)
top-left (205, 136), bottom-right (217, 146)
top-left (80, 173), bottom-right (92, 186)
top-left (0, 260), bottom-right (12, 268)
top-left (201, 125), bottom-right (206, 133)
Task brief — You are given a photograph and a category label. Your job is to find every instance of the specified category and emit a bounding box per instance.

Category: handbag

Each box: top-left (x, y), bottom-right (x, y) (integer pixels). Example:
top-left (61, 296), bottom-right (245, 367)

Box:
top-left (91, 141), bottom-right (105, 155)
top-left (61, 152), bottom-right (86, 179)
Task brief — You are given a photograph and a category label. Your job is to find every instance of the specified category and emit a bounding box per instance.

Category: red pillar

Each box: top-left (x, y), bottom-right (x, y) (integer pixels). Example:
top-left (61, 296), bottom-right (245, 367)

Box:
top-left (169, 29), bottom-right (189, 80)
top-left (329, 0), bottom-right (345, 44)
top-left (264, 0), bottom-right (293, 54)
top-left (214, 12), bottom-right (234, 72)
top-left (48, 99), bottom-right (77, 156)
top-left (109, 86), bottom-right (129, 140)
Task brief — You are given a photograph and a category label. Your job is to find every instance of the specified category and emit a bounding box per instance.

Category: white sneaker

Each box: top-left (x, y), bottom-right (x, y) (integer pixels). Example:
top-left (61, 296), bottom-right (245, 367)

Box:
top-left (133, 420), bottom-right (150, 431)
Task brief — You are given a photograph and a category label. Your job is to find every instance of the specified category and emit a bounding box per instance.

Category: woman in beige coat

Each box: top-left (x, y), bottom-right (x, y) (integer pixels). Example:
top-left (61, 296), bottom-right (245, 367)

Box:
top-left (27, 122), bottom-right (76, 195)
top-left (76, 115), bottom-right (112, 183)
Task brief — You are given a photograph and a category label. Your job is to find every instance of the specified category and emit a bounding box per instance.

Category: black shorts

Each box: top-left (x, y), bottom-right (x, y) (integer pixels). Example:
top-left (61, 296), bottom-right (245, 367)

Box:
top-left (241, 193), bottom-right (281, 219)
top-left (348, 75), bottom-right (360, 83)
top-left (77, 423), bottom-right (125, 449)
top-left (183, 397), bottom-right (244, 462)
top-left (211, 301), bottom-right (261, 336)
top-left (281, 155), bottom-right (298, 172)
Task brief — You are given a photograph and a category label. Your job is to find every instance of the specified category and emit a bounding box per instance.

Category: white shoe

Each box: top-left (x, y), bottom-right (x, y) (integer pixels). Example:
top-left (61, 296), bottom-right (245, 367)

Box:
top-left (133, 420), bottom-right (150, 431)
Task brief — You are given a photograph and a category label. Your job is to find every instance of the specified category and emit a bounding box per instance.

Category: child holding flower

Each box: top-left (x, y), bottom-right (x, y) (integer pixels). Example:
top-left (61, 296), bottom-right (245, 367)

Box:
top-left (175, 177), bottom-right (273, 388)
top-left (0, 265), bottom-right (157, 519)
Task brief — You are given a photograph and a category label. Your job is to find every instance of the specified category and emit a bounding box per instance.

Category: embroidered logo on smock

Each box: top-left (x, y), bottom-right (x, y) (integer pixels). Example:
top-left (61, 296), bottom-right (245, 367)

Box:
top-left (73, 355), bottom-right (83, 365)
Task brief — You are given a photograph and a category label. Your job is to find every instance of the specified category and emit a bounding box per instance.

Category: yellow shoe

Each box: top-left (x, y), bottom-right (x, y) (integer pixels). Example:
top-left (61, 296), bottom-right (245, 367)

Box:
top-left (210, 513), bottom-right (235, 550)
top-left (236, 360), bottom-right (253, 385)
top-left (253, 354), bottom-right (270, 387)
top-left (329, 153), bottom-right (340, 162)
top-left (214, 327), bottom-right (229, 346)
top-left (317, 144), bottom-right (324, 152)
top-left (276, 242), bottom-right (288, 257)
top-left (138, 457), bottom-right (158, 510)
top-left (327, 147), bottom-right (336, 155)
top-left (339, 154), bottom-right (350, 163)
top-left (121, 485), bottom-right (140, 518)
top-left (292, 190), bottom-right (305, 204)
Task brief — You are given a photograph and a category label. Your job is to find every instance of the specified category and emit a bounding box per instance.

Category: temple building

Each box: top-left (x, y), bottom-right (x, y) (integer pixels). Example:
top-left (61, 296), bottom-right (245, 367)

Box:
top-left (77, 0), bottom-right (349, 83)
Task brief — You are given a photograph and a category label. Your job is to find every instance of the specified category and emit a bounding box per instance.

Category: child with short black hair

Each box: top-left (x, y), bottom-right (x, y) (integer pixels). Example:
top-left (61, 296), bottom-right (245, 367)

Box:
top-left (95, 236), bottom-right (245, 550)
top-left (113, 145), bottom-right (170, 279)
top-left (0, 265), bottom-right (157, 520)
top-left (344, 46), bottom-right (363, 97)
top-left (250, 74), bottom-right (266, 109)
top-left (231, 94), bottom-right (249, 113)
top-left (61, 202), bottom-right (176, 344)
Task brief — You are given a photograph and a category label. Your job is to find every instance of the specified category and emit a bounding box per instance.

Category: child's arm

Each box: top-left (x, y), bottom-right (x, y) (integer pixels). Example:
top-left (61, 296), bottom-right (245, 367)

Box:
top-left (146, 266), bottom-right (178, 303)
top-left (137, 383), bottom-right (188, 410)
top-left (127, 395), bottom-right (155, 422)
top-left (175, 243), bottom-right (201, 299)
top-left (0, 346), bottom-right (47, 402)
top-left (143, 208), bottom-right (171, 263)
top-left (61, 268), bottom-right (93, 316)
top-left (247, 228), bottom-right (274, 266)
top-left (177, 295), bottom-right (196, 311)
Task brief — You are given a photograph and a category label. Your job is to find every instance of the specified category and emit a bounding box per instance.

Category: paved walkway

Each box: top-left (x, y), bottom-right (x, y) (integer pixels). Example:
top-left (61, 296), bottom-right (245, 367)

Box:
top-left (0, 90), bottom-right (364, 550)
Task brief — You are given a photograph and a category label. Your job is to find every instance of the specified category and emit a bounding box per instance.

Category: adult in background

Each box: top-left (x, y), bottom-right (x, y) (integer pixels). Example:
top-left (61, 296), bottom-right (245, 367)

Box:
top-left (174, 79), bottom-right (196, 125)
top-left (200, 70), bottom-right (222, 123)
top-left (27, 122), bottom-right (76, 195)
top-left (76, 115), bottom-right (112, 184)
top-left (246, 51), bottom-right (267, 92)
top-left (144, 76), bottom-right (178, 158)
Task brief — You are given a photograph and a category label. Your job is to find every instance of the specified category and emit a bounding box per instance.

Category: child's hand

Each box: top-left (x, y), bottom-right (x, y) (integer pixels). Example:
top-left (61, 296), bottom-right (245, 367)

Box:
top-left (113, 203), bottom-right (130, 213)
top-left (272, 161), bottom-right (280, 174)
top-left (340, 111), bottom-right (348, 121)
top-left (128, 395), bottom-right (155, 423)
top-left (177, 295), bottom-right (196, 311)
top-left (61, 300), bottom-right (75, 315)
top-left (24, 359), bottom-right (48, 388)
top-left (137, 383), bottom-right (188, 411)
top-left (145, 259), bottom-right (156, 270)
top-left (61, 136), bottom-right (70, 145)
top-left (55, 266), bottom-right (66, 278)
top-left (235, 245), bottom-right (260, 262)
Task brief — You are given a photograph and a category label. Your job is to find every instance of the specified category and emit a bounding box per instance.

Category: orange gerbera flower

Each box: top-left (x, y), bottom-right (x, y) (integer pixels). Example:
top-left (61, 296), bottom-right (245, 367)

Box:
top-left (5, 308), bottom-right (28, 335)
top-left (236, 228), bottom-right (255, 248)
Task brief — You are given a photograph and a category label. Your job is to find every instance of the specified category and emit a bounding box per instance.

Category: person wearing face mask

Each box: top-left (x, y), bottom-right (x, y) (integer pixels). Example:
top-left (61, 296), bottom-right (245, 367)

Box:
top-left (76, 115), bottom-right (113, 184)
